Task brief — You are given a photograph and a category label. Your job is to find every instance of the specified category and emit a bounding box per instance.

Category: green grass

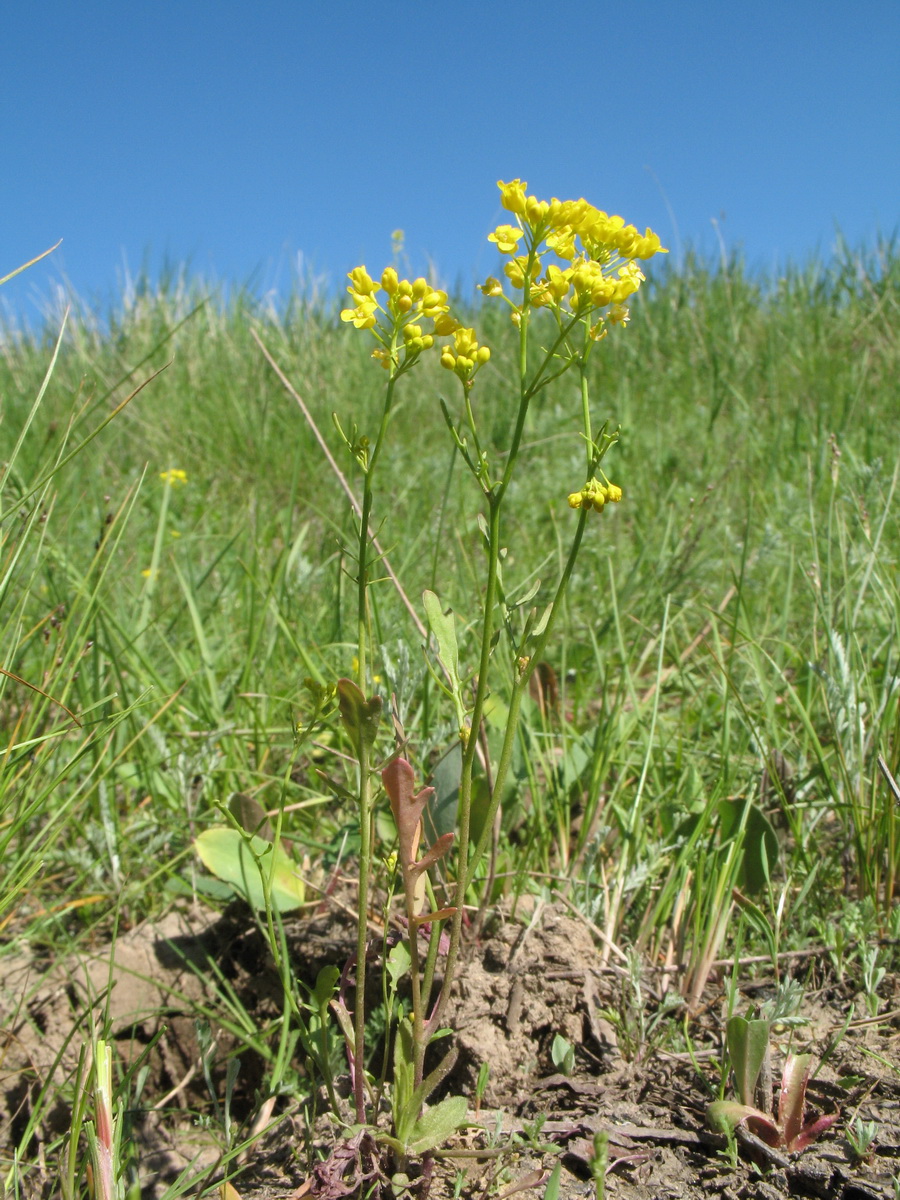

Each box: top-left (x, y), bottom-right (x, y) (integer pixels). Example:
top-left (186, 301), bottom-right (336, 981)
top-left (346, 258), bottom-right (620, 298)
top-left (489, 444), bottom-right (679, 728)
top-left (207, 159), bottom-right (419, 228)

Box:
top-left (1, 239), bottom-right (899, 1193)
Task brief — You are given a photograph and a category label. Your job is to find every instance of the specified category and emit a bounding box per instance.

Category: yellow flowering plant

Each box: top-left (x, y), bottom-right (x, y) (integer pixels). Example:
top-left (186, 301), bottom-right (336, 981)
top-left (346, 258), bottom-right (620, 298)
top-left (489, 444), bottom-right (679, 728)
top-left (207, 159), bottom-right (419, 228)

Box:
top-left (326, 180), bottom-right (665, 1186)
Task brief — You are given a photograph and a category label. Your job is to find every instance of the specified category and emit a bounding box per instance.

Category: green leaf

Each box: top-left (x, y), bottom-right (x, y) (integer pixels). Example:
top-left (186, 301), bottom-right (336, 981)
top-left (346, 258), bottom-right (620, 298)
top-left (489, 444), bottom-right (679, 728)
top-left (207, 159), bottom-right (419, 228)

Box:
top-left (726, 1015), bottom-right (770, 1107)
top-left (228, 792), bottom-right (273, 840)
top-left (313, 965), bottom-right (340, 1010)
top-left (387, 939), bottom-right (412, 990)
top-left (543, 1163), bottom-right (562, 1200)
top-left (336, 678), bottom-right (382, 758)
top-left (551, 1034), bottom-right (575, 1077)
top-left (426, 743), bottom-right (461, 842)
top-left (423, 590), bottom-right (460, 680)
top-left (718, 798), bottom-right (780, 894)
top-left (194, 827), bottom-right (305, 912)
top-left (329, 999), bottom-right (355, 1048)
top-left (392, 1018), bottom-right (417, 1146)
top-left (423, 590), bottom-right (467, 729)
top-left (407, 1094), bottom-right (468, 1155)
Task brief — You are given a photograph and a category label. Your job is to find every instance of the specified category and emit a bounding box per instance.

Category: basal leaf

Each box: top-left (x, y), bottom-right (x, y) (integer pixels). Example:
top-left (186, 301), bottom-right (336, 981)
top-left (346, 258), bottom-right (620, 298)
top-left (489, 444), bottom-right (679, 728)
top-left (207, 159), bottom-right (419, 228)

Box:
top-left (779, 1052), bottom-right (812, 1150)
top-left (426, 743), bottom-right (461, 842)
top-left (706, 1100), bottom-right (780, 1146)
top-left (718, 798), bottom-right (780, 894)
top-left (195, 827), bottom-right (305, 912)
top-left (408, 1094), bottom-right (468, 1155)
top-left (423, 590), bottom-right (467, 729)
top-left (423, 590), bottom-right (460, 683)
top-left (726, 1015), bottom-right (771, 1108)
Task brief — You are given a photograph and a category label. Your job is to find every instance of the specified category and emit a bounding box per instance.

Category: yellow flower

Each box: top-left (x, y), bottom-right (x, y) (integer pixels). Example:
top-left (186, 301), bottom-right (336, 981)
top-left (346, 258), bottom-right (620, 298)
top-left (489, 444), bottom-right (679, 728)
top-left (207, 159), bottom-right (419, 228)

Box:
top-left (159, 469), bottom-right (187, 486)
top-left (524, 195), bottom-right (550, 227)
top-left (504, 255), bottom-right (541, 290)
top-left (498, 179), bottom-right (528, 216)
top-left (340, 300), bottom-right (378, 329)
top-left (569, 261), bottom-right (615, 309)
top-left (613, 224), bottom-right (642, 257)
top-left (546, 227), bottom-right (577, 260)
top-left (530, 264), bottom-right (571, 308)
top-left (347, 266), bottom-right (378, 297)
top-left (479, 276), bottom-right (504, 297)
top-left (454, 328), bottom-right (479, 357)
top-left (419, 288), bottom-right (450, 318)
top-left (632, 229), bottom-right (667, 259)
top-left (488, 224), bottom-right (524, 254)
top-left (432, 311), bottom-right (460, 336)
top-left (613, 276), bottom-right (640, 304)
top-left (341, 263), bottom-right (464, 374)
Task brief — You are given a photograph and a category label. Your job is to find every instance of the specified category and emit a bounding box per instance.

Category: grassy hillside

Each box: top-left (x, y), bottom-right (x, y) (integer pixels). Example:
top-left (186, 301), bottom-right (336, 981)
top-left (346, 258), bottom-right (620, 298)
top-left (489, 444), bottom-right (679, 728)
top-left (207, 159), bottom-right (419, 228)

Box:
top-left (1, 239), bottom-right (899, 1194)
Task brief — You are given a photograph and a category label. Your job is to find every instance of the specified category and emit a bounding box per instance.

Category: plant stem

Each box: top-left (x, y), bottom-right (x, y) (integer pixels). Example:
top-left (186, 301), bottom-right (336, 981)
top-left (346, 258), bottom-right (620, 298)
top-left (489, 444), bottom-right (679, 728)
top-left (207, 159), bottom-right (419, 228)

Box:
top-left (430, 300), bottom-right (596, 1033)
top-left (469, 509), bottom-right (587, 875)
top-left (351, 372), bottom-right (398, 1123)
top-left (431, 300), bottom-right (539, 1032)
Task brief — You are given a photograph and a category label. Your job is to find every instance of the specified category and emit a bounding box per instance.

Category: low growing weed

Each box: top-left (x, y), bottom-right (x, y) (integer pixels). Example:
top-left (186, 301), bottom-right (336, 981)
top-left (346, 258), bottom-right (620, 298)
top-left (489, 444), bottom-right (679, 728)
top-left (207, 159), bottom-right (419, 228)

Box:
top-left (707, 1012), bottom-right (838, 1155)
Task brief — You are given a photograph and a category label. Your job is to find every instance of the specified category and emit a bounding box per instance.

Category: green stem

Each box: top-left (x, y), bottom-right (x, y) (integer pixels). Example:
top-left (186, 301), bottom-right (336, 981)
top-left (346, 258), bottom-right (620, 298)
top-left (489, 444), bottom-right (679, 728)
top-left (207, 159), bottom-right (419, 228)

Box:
top-left (353, 736), bottom-right (373, 1122)
top-left (429, 491), bottom-right (504, 1032)
top-left (403, 893), bottom-right (426, 1088)
top-left (429, 303), bottom-right (533, 1033)
top-left (351, 371), bottom-right (398, 1123)
top-left (429, 302), bottom-right (594, 1034)
top-left (580, 359), bottom-right (593, 473)
top-left (468, 509), bottom-right (587, 875)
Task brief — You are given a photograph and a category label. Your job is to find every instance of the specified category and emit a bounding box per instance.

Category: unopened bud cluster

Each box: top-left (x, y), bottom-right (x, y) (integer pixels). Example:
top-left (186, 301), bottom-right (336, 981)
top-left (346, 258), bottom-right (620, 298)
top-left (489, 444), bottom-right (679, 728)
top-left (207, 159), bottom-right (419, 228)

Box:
top-left (567, 478), bottom-right (623, 514)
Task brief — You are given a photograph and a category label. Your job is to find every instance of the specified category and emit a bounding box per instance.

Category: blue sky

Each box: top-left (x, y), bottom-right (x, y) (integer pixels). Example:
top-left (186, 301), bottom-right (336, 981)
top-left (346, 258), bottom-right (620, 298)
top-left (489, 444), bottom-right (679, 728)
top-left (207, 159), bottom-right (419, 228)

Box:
top-left (3, 1), bottom-right (898, 323)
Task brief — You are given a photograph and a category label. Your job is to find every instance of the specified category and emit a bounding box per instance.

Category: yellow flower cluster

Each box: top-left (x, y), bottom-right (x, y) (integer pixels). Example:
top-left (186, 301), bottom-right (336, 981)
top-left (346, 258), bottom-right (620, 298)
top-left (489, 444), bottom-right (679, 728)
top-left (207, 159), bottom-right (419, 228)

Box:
top-left (439, 326), bottom-right (491, 383)
top-left (159, 469), bottom-right (188, 487)
top-left (340, 266), bottom-right (460, 372)
top-left (567, 478), bottom-right (623, 513)
top-left (482, 179), bottom-right (666, 331)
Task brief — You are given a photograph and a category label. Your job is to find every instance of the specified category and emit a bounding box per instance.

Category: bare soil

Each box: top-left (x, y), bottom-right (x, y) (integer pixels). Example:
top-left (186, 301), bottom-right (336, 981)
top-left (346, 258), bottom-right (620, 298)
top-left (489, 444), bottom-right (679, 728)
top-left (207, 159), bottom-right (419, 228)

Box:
top-left (3, 901), bottom-right (900, 1199)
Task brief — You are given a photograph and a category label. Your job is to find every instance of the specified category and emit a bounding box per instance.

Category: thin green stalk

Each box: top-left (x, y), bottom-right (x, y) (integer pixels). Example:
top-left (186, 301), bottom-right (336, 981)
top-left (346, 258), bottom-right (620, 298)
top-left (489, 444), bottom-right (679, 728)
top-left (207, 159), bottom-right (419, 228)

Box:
top-left (429, 310), bottom-right (532, 1028)
top-left (429, 492), bottom-right (504, 1031)
top-left (351, 370), bottom-right (397, 1122)
top-left (430, 299), bottom-right (598, 1033)
top-left (468, 509), bottom-right (587, 877)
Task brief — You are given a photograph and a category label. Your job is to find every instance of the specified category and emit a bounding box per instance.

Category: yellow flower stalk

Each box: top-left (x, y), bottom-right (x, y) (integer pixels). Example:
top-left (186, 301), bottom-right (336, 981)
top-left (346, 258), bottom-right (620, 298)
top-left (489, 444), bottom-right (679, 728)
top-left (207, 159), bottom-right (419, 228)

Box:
top-left (339, 264), bottom-right (462, 379)
top-left (330, 180), bottom-right (665, 1156)
top-left (487, 178), bottom-right (666, 332)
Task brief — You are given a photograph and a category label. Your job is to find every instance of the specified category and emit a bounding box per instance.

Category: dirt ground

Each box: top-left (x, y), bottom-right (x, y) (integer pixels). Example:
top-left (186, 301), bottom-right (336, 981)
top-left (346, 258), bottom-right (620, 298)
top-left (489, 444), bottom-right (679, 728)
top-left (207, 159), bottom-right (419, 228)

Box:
top-left (2, 900), bottom-right (899, 1199)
